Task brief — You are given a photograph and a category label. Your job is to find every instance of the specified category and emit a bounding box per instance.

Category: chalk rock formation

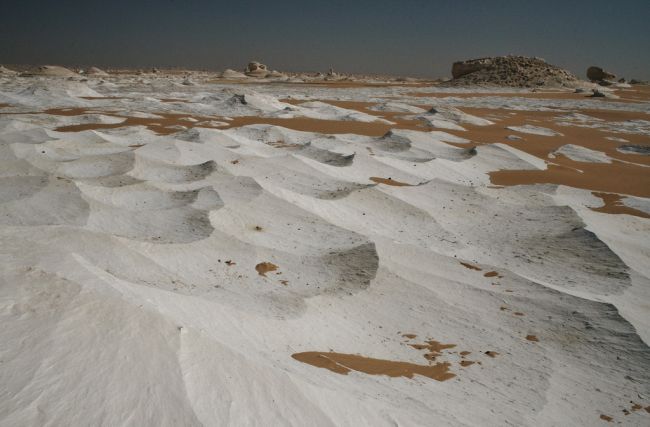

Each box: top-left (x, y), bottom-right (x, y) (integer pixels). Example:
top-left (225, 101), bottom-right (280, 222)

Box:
top-left (245, 61), bottom-right (269, 78)
top-left (448, 56), bottom-right (578, 87)
top-left (221, 69), bottom-right (248, 79)
top-left (85, 67), bottom-right (109, 77)
top-left (20, 65), bottom-right (78, 78)
top-left (265, 70), bottom-right (285, 78)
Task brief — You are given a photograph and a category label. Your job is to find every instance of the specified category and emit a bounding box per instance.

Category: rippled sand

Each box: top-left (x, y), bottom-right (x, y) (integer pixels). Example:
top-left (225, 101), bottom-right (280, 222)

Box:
top-left (1, 72), bottom-right (649, 426)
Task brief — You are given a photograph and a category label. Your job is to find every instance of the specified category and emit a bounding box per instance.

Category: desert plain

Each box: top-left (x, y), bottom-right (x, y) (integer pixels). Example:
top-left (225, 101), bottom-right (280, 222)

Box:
top-left (0, 59), bottom-right (649, 426)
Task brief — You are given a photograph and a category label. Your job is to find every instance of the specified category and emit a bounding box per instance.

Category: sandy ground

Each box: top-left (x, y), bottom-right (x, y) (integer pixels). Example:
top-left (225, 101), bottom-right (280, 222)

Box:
top-left (1, 72), bottom-right (649, 426)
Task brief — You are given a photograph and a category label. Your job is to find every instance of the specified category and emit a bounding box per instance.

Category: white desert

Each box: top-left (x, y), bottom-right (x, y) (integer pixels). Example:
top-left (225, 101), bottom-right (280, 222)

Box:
top-left (1, 56), bottom-right (649, 426)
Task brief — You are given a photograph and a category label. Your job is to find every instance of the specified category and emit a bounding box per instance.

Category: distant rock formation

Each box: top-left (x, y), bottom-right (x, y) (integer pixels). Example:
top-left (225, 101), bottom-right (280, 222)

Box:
top-left (245, 61), bottom-right (269, 78)
top-left (587, 66), bottom-right (616, 83)
top-left (266, 70), bottom-right (287, 78)
top-left (0, 65), bottom-right (17, 75)
top-left (221, 69), bottom-right (248, 79)
top-left (85, 66), bottom-right (109, 77)
top-left (20, 65), bottom-right (78, 78)
top-left (447, 56), bottom-right (578, 87)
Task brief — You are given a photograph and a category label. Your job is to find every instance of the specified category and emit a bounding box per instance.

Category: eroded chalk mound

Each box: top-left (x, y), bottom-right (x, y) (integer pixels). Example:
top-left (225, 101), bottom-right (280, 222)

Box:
top-left (448, 55), bottom-right (579, 87)
top-left (84, 67), bottom-right (109, 77)
top-left (20, 65), bottom-right (78, 78)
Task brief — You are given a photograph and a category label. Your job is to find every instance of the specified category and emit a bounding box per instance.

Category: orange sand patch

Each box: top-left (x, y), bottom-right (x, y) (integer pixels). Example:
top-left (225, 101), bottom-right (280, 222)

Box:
top-left (490, 163), bottom-right (650, 198)
top-left (442, 108), bottom-right (650, 197)
top-left (409, 340), bottom-right (456, 361)
top-left (298, 80), bottom-right (438, 89)
top-left (590, 192), bottom-right (650, 219)
top-left (615, 84), bottom-right (650, 102)
top-left (255, 262), bottom-right (278, 277)
top-left (291, 351), bottom-right (456, 381)
top-left (369, 177), bottom-right (413, 186)
top-left (222, 102), bottom-right (431, 136)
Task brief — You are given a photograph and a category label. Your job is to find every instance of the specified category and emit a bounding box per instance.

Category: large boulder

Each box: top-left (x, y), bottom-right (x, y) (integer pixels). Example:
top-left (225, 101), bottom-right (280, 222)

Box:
top-left (587, 66), bottom-right (616, 82)
top-left (245, 61), bottom-right (269, 78)
top-left (447, 56), bottom-right (578, 88)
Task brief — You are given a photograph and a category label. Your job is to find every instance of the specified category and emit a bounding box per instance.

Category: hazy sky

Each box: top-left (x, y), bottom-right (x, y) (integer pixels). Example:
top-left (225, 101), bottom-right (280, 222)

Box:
top-left (1, 0), bottom-right (649, 79)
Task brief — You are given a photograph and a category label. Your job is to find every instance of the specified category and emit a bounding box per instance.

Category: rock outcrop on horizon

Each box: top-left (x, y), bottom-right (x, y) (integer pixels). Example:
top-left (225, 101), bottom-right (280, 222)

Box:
top-left (0, 65), bottom-right (18, 75)
top-left (85, 66), bottom-right (109, 77)
top-left (447, 56), bottom-right (579, 87)
top-left (20, 65), bottom-right (78, 78)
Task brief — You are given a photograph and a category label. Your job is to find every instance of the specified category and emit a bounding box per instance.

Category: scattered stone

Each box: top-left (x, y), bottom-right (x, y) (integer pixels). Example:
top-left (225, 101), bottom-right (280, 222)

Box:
top-left (590, 89), bottom-right (619, 99)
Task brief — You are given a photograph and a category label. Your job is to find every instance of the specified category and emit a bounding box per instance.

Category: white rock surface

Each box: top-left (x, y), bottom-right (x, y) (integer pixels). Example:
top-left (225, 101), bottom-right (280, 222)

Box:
top-left (0, 74), bottom-right (648, 427)
top-left (553, 144), bottom-right (612, 163)
top-left (507, 124), bottom-right (564, 136)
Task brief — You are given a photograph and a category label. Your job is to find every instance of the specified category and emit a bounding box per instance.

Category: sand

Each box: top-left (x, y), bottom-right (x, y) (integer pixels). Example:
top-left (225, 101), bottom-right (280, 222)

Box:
top-left (0, 71), bottom-right (649, 426)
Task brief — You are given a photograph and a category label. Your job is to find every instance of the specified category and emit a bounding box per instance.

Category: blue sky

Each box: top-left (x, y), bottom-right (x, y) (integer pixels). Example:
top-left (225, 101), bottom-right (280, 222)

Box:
top-left (1, 0), bottom-right (649, 78)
